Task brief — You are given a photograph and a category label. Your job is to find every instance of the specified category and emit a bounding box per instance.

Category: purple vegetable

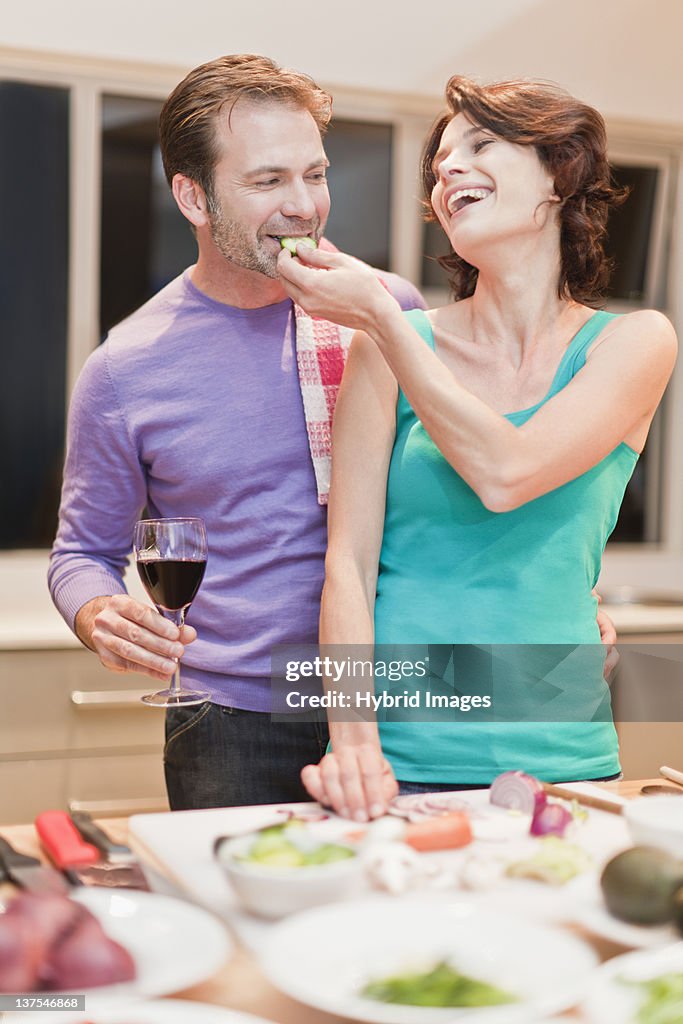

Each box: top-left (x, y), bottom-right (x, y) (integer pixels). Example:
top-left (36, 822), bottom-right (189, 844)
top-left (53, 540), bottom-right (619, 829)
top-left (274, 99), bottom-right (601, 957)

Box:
top-left (489, 771), bottom-right (547, 816)
top-left (530, 801), bottom-right (573, 837)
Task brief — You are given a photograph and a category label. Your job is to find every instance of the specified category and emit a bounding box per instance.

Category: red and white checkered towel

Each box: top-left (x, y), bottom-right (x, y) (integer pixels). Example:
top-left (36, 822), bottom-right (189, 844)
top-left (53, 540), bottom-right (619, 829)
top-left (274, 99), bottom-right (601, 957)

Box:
top-left (294, 300), bottom-right (354, 505)
top-left (293, 239), bottom-right (398, 505)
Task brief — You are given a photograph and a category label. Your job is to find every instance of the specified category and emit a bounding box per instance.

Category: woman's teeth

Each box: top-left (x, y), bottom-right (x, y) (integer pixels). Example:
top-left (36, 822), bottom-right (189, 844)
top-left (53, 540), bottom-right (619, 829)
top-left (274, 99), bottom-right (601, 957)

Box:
top-left (448, 188), bottom-right (491, 214)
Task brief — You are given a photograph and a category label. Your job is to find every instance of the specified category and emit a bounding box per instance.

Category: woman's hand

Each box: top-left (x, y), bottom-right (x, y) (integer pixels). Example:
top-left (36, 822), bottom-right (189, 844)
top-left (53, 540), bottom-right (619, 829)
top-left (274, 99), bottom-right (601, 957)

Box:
top-left (276, 243), bottom-right (397, 334)
top-left (301, 744), bottom-right (399, 822)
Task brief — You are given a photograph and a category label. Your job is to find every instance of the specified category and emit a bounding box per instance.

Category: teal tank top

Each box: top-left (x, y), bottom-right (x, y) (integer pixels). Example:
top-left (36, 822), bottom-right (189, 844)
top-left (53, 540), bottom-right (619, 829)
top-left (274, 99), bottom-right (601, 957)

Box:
top-left (374, 308), bottom-right (638, 783)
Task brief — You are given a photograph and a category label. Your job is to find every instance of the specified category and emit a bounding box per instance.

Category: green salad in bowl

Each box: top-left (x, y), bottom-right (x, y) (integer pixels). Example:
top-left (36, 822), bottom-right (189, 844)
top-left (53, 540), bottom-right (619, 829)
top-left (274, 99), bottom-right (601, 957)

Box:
top-left (215, 822), bottom-right (360, 918)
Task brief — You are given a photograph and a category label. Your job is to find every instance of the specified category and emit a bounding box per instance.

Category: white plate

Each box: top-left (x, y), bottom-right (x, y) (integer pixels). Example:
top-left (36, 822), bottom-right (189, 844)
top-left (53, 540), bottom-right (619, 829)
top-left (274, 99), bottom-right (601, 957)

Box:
top-left (570, 875), bottom-right (678, 948)
top-left (4, 1000), bottom-right (271, 1024)
top-left (261, 895), bottom-right (599, 1023)
top-left (582, 941), bottom-right (683, 1023)
top-left (3, 888), bottom-right (232, 1023)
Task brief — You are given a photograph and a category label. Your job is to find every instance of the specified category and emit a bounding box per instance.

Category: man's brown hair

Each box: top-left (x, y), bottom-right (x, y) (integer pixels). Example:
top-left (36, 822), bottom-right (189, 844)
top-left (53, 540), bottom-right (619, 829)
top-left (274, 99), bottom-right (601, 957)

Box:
top-left (421, 75), bottom-right (627, 305)
top-left (159, 54), bottom-right (332, 205)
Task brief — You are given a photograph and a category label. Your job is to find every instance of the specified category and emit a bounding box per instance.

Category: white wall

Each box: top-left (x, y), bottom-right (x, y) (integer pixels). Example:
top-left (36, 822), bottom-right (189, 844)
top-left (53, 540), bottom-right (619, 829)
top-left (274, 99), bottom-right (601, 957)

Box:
top-left (2, 0), bottom-right (682, 125)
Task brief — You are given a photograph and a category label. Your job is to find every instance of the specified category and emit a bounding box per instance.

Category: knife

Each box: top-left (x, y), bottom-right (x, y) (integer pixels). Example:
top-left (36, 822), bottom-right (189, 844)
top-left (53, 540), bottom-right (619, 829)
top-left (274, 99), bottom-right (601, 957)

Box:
top-left (0, 834), bottom-right (69, 895)
top-left (36, 810), bottom-right (150, 890)
top-left (69, 811), bottom-right (150, 891)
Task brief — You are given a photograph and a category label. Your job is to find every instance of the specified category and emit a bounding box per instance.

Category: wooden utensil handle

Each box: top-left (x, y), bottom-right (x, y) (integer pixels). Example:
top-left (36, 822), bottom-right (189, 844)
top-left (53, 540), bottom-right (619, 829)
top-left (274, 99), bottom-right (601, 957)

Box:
top-left (541, 783), bottom-right (623, 815)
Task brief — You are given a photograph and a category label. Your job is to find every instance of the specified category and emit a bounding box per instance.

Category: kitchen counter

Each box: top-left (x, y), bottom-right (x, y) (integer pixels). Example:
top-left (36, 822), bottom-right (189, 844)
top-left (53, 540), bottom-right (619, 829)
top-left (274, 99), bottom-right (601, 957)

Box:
top-left (0, 779), bottom-right (665, 1024)
top-left (601, 602), bottom-right (683, 635)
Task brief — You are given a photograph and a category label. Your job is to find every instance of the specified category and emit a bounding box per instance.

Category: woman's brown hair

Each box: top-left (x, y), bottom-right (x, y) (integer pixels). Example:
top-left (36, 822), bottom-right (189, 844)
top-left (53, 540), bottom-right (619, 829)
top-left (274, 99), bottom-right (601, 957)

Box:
top-left (159, 54), bottom-right (332, 207)
top-left (420, 76), bottom-right (627, 305)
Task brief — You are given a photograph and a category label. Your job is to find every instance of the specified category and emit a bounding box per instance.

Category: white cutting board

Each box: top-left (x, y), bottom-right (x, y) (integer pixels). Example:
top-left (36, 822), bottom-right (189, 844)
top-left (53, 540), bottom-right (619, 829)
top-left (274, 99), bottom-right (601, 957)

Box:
top-left (129, 786), bottom-right (630, 951)
top-left (130, 802), bottom-right (355, 949)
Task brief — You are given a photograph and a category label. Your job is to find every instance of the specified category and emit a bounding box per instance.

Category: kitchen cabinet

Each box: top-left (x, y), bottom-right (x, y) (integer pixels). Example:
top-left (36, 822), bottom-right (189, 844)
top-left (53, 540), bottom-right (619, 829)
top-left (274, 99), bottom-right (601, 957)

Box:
top-left (0, 648), bottom-right (167, 823)
top-left (602, 604), bottom-right (683, 780)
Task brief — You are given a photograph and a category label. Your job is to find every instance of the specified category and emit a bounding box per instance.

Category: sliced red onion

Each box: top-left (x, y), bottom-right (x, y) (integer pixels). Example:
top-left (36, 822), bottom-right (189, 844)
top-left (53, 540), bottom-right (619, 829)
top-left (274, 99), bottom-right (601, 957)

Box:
top-left (530, 801), bottom-right (573, 837)
top-left (388, 795), bottom-right (431, 819)
top-left (276, 808), bottom-right (329, 822)
top-left (489, 771), bottom-right (546, 816)
top-left (423, 794), bottom-right (468, 812)
top-left (388, 793), bottom-right (468, 822)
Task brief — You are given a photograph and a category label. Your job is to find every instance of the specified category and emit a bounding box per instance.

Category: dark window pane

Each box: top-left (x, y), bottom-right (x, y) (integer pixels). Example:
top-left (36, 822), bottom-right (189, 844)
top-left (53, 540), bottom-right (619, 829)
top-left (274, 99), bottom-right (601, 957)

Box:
top-left (324, 120), bottom-right (392, 269)
top-left (421, 219), bottom-right (452, 290)
top-left (609, 458), bottom-right (645, 543)
top-left (605, 165), bottom-right (659, 303)
top-left (0, 81), bottom-right (69, 549)
top-left (100, 95), bottom-right (196, 338)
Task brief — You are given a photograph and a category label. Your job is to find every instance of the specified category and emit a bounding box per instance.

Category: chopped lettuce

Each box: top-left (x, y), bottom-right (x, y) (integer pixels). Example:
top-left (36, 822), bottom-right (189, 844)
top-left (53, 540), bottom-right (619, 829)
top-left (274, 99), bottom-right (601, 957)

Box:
top-left (506, 835), bottom-right (592, 885)
top-left (624, 971), bottom-right (683, 1024)
top-left (361, 961), bottom-right (516, 1007)
top-left (236, 822), bottom-right (355, 868)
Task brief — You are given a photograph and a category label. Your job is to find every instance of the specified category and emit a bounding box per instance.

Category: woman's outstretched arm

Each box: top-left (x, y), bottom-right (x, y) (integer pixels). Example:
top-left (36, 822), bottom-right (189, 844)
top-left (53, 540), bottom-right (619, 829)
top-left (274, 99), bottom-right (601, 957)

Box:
top-left (300, 331), bottom-right (400, 822)
top-left (279, 246), bottom-right (677, 511)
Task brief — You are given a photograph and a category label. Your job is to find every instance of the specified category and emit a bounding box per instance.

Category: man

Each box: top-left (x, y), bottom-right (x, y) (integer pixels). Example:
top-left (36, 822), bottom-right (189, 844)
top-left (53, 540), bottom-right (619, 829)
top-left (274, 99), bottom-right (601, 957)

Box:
top-left (48, 54), bottom-right (424, 811)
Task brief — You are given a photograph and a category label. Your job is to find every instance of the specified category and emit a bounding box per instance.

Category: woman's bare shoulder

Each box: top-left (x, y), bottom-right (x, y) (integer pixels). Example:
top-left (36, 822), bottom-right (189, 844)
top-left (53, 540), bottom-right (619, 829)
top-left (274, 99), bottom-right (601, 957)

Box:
top-left (591, 307), bottom-right (677, 366)
top-left (613, 307), bottom-right (677, 346)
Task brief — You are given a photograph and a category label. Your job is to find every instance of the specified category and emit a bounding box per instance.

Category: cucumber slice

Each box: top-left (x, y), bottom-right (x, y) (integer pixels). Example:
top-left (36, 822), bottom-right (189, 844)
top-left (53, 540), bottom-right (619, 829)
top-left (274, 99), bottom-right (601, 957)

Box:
top-left (280, 236), bottom-right (317, 253)
top-left (304, 843), bottom-right (356, 865)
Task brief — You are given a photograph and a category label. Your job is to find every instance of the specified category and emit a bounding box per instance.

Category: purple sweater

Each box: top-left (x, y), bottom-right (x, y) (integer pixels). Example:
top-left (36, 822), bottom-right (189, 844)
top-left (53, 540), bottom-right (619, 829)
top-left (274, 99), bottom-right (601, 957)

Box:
top-left (49, 268), bottom-right (425, 709)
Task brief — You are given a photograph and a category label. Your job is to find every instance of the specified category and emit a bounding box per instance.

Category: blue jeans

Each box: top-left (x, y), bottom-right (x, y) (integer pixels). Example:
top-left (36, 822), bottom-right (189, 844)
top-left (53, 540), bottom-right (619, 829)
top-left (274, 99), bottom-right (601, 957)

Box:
top-left (164, 702), bottom-right (329, 810)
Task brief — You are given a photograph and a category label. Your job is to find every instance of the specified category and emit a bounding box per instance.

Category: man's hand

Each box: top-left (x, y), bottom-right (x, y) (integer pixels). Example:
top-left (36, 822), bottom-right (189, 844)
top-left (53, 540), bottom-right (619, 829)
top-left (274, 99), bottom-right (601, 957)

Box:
top-left (75, 595), bottom-right (196, 681)
top-left (301, 743), bottom-right (399, 823)
top-left (595, 589), bottom-right (620, 679)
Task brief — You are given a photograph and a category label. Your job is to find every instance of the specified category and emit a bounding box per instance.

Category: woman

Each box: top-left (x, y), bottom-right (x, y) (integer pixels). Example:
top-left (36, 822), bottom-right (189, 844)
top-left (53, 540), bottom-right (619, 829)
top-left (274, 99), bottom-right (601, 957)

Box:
top-left (277, 76), bottom-right (677, 822)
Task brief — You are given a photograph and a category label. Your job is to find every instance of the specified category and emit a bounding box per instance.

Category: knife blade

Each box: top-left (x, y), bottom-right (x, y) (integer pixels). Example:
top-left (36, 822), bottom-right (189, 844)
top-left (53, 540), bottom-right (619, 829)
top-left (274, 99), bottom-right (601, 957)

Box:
top-left (70, 811), bottom-right (150, 891)
top-left (0, 834), bottom-right (69, 895)
top-left (36, 810), bottom-right (150, 890)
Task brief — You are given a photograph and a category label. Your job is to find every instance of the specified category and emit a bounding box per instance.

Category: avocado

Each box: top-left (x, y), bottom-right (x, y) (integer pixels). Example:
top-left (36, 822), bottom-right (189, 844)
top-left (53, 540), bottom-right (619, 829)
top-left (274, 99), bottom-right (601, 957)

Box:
top-left (601, 846), bottom-right (683, 925)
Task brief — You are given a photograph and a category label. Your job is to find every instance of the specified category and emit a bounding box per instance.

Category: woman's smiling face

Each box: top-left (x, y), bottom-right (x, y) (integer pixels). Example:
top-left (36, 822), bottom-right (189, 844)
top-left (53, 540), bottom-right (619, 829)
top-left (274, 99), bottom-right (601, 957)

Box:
top-left (430, 112), bottom-right (560, 264)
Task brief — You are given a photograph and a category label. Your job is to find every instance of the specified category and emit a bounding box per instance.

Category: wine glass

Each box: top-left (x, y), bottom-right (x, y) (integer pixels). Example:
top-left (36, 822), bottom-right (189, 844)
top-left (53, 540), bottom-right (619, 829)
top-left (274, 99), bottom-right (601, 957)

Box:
top-left (133, 517), bottom-right (210, 707)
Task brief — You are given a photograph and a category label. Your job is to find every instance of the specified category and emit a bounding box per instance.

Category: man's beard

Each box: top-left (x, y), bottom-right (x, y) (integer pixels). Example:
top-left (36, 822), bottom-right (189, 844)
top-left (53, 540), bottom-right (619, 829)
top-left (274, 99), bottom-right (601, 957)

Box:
top-left (207, 199), bottom-right (321, 280)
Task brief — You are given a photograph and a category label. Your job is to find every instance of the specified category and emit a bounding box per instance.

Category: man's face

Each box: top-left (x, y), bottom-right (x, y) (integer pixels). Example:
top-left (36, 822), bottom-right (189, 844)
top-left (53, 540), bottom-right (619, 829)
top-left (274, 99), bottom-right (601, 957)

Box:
top-left (205, 100), bottom-right (330, 279)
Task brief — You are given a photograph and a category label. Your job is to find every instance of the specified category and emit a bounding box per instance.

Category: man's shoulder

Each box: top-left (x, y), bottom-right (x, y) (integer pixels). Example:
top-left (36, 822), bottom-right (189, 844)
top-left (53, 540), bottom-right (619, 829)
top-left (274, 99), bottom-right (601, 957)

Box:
top-left (373, 268), bottom-right (427, 312)
top-left (105, 270), bottom-right (191, 351)
top-left (318, 238), bottom-right (426, 312)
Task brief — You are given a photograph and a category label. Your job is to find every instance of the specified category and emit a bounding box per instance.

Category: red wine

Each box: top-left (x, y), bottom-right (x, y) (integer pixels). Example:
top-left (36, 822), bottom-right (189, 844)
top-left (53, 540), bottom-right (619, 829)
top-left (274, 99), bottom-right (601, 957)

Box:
top-left (137, 559), bottom-right (206, 611)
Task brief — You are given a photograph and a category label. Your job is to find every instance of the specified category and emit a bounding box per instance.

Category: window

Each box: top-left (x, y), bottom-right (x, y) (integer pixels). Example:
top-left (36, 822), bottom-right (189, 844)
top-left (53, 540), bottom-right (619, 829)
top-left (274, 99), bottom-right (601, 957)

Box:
top-left (0, 81), bottom-right (69, 550)
top-left (100, 95), bottom-right (195, 338)
top-left (0, 49), bottom-right (681, 609)
top-left (324, 119), bottom-right (393, 269)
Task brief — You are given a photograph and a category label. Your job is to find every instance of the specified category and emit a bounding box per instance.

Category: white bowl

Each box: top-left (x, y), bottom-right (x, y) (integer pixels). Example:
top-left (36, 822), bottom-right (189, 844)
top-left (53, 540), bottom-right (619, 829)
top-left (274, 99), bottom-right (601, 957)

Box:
top-left (262, 897), bottom-right (600, 1023)
top-left (215, 832), bottom-right (362, 918)
top-left (624, 795), bottom-right (683, 856)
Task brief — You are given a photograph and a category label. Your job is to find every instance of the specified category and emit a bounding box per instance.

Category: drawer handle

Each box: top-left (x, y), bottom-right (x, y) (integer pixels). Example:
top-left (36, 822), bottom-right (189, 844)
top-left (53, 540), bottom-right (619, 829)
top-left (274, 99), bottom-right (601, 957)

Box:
top-left (71, 689), bottom-right (151, 708)
top-left (68, 796), bottom-right (169, 816)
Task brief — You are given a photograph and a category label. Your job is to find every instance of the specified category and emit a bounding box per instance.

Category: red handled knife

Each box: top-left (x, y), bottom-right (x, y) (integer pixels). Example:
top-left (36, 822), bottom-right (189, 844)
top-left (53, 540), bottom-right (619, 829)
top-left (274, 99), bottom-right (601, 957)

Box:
top-left (35, 810), bottom-right (150, 890)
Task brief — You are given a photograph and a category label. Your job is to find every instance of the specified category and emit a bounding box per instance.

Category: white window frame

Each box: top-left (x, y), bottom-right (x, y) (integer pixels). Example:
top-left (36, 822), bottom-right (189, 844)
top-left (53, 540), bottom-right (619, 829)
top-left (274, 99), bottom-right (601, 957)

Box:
top-left (1, 48), bottom-right (681, 650)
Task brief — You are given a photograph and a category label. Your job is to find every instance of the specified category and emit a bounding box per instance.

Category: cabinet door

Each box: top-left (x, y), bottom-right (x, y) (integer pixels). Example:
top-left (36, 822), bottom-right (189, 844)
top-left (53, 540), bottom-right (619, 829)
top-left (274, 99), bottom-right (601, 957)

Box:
top-left (0, 759), bottom-right (67, 824)
top-left (66, 753), bottom-right (168, 815)
top-left (0, 649), bottom-right (164, 755)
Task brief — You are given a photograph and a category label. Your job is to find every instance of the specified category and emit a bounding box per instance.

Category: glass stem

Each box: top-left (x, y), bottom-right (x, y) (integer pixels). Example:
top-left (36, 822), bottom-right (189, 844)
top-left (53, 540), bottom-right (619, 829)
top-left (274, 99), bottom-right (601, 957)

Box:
top-left (171, 607), bottom-right (186, 696)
